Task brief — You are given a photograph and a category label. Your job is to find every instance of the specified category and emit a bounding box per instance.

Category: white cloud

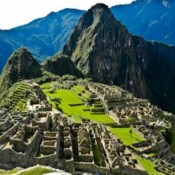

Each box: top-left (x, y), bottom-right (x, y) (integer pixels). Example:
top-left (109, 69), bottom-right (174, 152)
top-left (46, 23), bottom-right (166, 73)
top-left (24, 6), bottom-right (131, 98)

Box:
top-left (0, 0), bottom-right (133, 29)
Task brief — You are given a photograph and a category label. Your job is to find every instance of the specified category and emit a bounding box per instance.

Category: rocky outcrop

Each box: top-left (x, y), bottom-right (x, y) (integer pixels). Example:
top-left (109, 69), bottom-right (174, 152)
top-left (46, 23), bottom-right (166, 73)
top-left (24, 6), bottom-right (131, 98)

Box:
top-left (43, 54), bottom-right (83, 78)
top-left (62, 3), bottom-right (175, 112)
top-left (0, 48), bottom-right (43, 92)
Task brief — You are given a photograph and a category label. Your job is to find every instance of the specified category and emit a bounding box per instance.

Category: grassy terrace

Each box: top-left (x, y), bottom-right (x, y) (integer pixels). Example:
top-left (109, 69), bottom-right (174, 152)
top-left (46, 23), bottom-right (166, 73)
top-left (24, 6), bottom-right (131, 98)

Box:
top-left (41, 82), bottom-right (115, 124)
top-left (109, 127), bottom-right (145, 146)
top-left (0, 82), bottom-right (34, 112)
top-left (134, 155), bottom-right (164, 175)
top-left (109, 127), bottom-right (163, 174)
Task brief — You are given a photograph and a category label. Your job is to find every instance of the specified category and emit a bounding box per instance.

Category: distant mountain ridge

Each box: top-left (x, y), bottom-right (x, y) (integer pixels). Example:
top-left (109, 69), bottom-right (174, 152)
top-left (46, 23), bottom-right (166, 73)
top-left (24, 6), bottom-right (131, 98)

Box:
top-left (0, 9), bottom-right (84, 73)
top-left (1, 0), bottom-right (175, 74)
top-left (111, 0), bottom-right (175, 45)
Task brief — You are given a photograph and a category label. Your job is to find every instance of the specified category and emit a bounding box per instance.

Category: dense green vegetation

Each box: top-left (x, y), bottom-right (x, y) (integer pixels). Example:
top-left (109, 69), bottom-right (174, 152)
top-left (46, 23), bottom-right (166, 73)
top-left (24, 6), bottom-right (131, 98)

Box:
top-left (41, 82), bottom-right (115, 124)
top-left (43, 54), bottom-right (83, 78)
top-left (109, 127), bottom-right (145, 146)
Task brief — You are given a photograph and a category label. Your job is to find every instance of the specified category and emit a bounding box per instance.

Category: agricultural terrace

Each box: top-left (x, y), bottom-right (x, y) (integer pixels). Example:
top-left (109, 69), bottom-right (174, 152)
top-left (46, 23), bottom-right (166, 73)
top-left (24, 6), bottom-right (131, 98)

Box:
top-left (40, 82), bottom-right (115, 124)
top-left (0, 82), bottom-right (34, 112)
top-left (109, 127), bottom-right (163, 174)
top-left (134, 155), bottom-right (164, 175)
top-left (109, 127), bottom-right (145, 146)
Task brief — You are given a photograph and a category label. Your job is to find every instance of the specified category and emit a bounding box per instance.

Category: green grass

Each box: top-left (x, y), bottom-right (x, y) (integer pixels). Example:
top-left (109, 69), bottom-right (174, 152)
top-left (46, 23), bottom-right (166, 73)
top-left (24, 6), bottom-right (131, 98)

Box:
top-left (0, 167), bottom-right (22, 175)
top-left (92, 145), bottom-right (106, 167)
top-left (0, 82), bottom-right (34, 112)
top-left (135, 155), bottom-right (164, 175)
top-left (40, 82), bottom-right (53, 90)
top-left (107, 127), bottom-right (162, 174)
top-left (109, 127), bottom-right (145, 146)
top-left (72, 85), bottom-right (91, 99)
top-left (17, 166), bottom-right (55, 175)
top-left (41, 83), bottom-right (115, 124)
top-left (147, 151), bottom-right (158, 158)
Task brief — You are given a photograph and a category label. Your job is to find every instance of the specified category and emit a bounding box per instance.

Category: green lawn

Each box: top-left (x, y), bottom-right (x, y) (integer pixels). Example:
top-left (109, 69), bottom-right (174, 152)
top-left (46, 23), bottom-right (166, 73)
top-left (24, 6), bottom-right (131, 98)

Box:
top-left (0, 168), bottom-right (22, 175)
top-left (40, 82), bottom-right (53, 89)
top-left (41, 83), bottom-right (115, 124)
top-left (109, 127), bottom-right (145, 146)
top-left (17, 166), bottom-right (55, 175)
top-left (72, 85), bottom-right (91, 99)
top-left (135, 155), bottom-right (164, 175)
top-left (0, 166), bottom-right (56, 175)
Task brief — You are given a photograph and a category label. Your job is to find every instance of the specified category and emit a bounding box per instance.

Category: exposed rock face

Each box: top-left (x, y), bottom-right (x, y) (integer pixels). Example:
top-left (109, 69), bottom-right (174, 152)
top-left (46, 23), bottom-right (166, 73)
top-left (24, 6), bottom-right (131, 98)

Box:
top-left (0, 48), bottom-right (42, 91)
top-left (62, 3), bottom-right (175, 112)
top-left (43, 54), bottom-right (83, 77)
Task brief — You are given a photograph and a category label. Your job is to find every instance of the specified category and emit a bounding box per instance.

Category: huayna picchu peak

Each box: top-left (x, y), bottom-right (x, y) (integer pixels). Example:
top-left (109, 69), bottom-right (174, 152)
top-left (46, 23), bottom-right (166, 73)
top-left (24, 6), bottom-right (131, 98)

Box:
top-left (1, 2), bottom-right (175, 175)
top-left (63, 3), bottom-right (175, 113)
top-left (0, 48), bottom-right (43, 92)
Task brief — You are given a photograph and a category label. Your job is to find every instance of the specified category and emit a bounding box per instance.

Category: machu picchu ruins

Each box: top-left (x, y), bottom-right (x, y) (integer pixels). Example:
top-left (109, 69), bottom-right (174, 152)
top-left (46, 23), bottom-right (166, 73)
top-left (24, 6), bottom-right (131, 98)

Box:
top-left (0, 80), bottom-right (175, 175)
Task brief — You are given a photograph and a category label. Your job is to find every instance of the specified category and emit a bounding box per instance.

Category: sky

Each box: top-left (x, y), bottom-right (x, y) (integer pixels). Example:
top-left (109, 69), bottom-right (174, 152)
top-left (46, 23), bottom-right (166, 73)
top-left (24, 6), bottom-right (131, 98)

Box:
top-left (0, 0), bottom-right (133, 29)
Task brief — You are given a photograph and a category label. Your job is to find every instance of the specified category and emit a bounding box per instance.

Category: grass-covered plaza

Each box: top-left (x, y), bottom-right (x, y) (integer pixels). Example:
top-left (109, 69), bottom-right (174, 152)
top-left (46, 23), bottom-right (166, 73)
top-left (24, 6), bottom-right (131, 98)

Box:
top-left (41, 82), bottom-right (115, 124)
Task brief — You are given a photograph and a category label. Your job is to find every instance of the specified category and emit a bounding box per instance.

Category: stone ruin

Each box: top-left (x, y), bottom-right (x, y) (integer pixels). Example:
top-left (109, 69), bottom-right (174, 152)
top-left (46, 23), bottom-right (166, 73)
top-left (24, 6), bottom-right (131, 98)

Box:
top-left (131, 124), bottom-right (175, 164)
top-left (0, 105), bottom-right (147, 174)
top-left (0, 81), bottom-right (175, 174)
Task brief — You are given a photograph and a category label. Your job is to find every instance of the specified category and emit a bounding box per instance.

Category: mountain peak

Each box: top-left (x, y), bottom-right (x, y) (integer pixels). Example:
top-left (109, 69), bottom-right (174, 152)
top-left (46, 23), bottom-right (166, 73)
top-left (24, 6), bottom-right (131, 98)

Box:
top-left (90, 3), bottom-right (109, 10)
top-left (62, 4), bottom-right (175, 113)
top-left (0, 48), bottom-right (42, 92)
top-left (8, 48), bottom-right (33, 63)
top-left (89, 3), bottom-right (111, 17)
top-left (62, 3), bottom-right (130, 79)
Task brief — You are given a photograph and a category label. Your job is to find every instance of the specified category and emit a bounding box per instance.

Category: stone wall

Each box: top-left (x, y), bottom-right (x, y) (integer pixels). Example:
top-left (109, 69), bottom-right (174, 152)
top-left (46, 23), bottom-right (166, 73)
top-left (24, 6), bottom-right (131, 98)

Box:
top-left (74, 162), bottom-right (97, 173)
top-left (0, 122), bottom-right (20, 144)
top-left (120, 165), bottom-right (147, 175)
top-left (74, 162), bottom-right (114, 174)
top-left (1, 149), bottom-right (57, 169)
top-left (10, 129), bottom-right (41, 153)
top-left (0, 149), bottom-right (37, 169)
top-left (0, 117), bottom-right (12, 132)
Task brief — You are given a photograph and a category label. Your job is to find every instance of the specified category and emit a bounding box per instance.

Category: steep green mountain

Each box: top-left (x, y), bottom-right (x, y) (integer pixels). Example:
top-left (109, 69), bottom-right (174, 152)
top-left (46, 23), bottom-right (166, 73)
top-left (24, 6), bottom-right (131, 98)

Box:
top-left (43, 54), bottom-right (83, 77)
top-left (1, 0), bottom-right (175, 74)
top-left (111, 0), bottom-right (175, 46)
top-left (62, 3), bottom-right (175, 113)
top-left (0, 9), bottom-right (84, 73)
top-left (0, 48), bottom-right (43, 92)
